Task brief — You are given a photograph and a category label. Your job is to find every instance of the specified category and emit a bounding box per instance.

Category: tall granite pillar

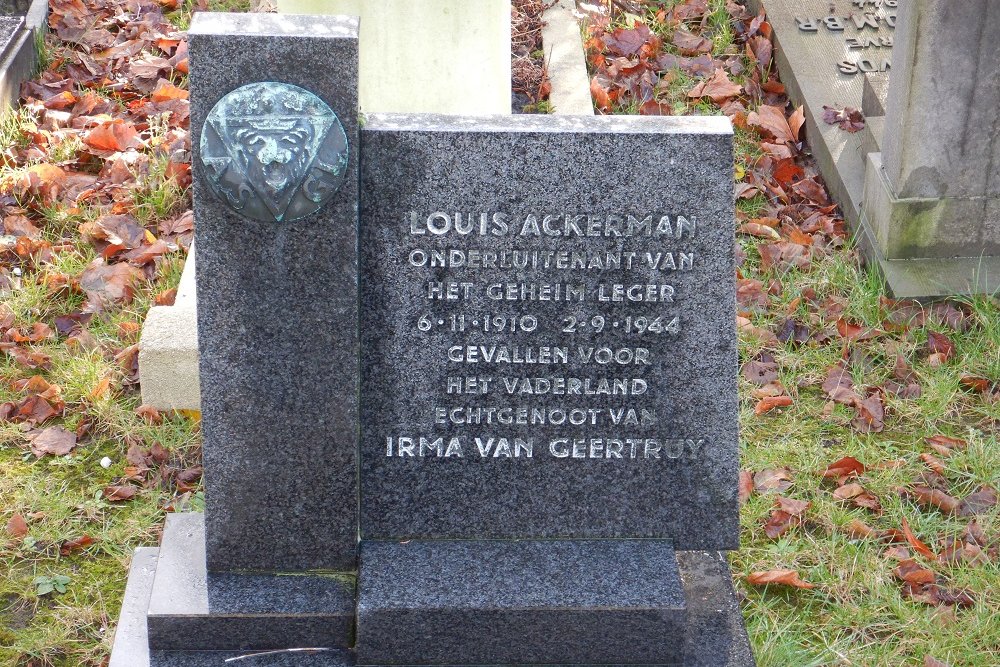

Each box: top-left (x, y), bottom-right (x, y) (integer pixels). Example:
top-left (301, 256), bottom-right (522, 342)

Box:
top-left (190, 13), bottom-right (360, 573)
top-left (860, 0), bottom-right (1000, 297)
top-left (109, 13), bottom-right (360, 665)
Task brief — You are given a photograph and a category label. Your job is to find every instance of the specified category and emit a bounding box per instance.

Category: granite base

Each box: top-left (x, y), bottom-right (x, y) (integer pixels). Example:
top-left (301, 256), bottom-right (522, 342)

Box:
top-left (111, 526), bottom-right (753, 666)
top-left (357, 540), bottom-right (754, 667)
top-left (112, 513), bottom-right (355, 657)
top-left (358, 539), bottom-right (687, 666)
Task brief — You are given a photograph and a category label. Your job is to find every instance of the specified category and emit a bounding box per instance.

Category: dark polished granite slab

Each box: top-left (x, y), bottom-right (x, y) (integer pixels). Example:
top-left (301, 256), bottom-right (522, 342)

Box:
top-left (147, 513), bottom-right (355, 651)
top-left (357, 539), bottom-right (687, 666)
top-left (359, 114), bottom-right (738, 550)
top-left (112, 536), bottom-right (752, 666)
top-left (188, 12), bottom-right (361, 572)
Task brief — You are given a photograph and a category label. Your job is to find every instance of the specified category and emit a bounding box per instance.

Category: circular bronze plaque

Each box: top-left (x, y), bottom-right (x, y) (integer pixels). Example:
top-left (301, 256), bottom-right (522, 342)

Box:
top-left (199, 82), bottom-right (349, 223)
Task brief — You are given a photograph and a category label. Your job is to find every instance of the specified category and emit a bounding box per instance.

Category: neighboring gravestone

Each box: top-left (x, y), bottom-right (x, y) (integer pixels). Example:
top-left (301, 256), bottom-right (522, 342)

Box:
top-left (276, 0), bottom-right (511, 114)
top-left (861, 0), bottom-right (1000, 292)
top-left (744, 0), bottom-right (897, 229)
top-left (752, 0), bottom-right (1000, 298)
top-left (110, 12), bottom-right (754, 667)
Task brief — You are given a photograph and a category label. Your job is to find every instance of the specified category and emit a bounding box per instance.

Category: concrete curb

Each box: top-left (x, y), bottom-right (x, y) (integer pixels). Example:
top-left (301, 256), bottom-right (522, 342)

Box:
top-left (542, 0), bottom-right (593, 115)
top-left (138, 249), bottom-right (200, 411)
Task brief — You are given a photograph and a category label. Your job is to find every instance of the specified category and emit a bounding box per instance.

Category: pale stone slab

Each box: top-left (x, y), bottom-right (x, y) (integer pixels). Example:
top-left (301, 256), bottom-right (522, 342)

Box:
top-left (138, 250), bottom-right (200, 411)
top-left (276, 0), bottom-right (511, 114)
top-left (542, 0), bottom-right (593, 115)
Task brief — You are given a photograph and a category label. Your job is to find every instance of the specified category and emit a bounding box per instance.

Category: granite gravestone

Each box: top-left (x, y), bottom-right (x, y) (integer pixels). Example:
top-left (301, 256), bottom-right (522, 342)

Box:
top-left (109, 13), bottom-right (361, 667)
top-left (109, 11), bottom-right (754, 667)
top-left (359, 115), bottom-right (738, 544)
top-left (192, 14), bottom-right (360, 574)
top-left (355, 114), bottom-right (748, 666)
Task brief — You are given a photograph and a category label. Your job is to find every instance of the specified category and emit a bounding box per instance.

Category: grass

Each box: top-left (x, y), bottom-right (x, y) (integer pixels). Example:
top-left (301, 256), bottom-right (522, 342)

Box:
top-left (2, 1), bottom-right (999, 667)
top-left (732, 246), bottom-right (1000, 665)
top-left (587, 2), bottom-right (1000, 664)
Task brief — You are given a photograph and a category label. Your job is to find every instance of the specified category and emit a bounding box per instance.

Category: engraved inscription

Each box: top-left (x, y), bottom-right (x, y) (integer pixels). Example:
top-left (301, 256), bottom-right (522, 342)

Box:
top-left (377, 207), bottom-right (709, 465)
top-left (199, 82), bottom-right (349, 223)
top-left (794, 0), bottom-right (896, 75)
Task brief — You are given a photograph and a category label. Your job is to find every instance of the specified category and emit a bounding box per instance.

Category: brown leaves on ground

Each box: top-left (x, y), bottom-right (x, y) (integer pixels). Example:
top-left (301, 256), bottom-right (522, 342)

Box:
top-left (3, 0), bottom-right (191, 334)
top-left (80, 259), bottom-right (144, 312)
top-left (103, 484), bottom-right (138, 501)
top-left (820, 364), bottom-right (886, 432)
top-left (908, 485), bottom-right (960, 515)
top-left (60, 534), bottom-right (96, 555)
top-left (822, 456), bottom-right (865, 483)
top-left (926, 331), bottom-right (956, 366)
top-left (586, 3), bottom-right (779, 118)
top-left (747, 569), bottom-right (814, 590)
top-left (822, 105), bottom-right (865, 132)
top-left (894, 555), bottom-right (975, 609)
top-left (511, 0), bottom-right (552, 109)
top-left (688, 68), bottom-right (742, 104)
top-left (0, 375), bottom-right (66, 426)
top-left (748, 104), bottom-right (801, 145)
top-left (764, 496), bottom-right (810, 539)
top-left (26, 426), bottom-right (78, 457)
top-left (753, 467), bottom-right (793, 494)
top-left (924, 658), bottom-right (951, 667)
top-left (6, 514), bottom-right (29, 538)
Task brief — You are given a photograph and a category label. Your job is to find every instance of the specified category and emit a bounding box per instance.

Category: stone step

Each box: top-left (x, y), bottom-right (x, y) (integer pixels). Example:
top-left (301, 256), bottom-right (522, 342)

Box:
top-left (146, 514), bottom-right (356, 652)
top-left (861, 115), bottom-right (884, 156)
top-left (357, 539), bottom-right (688, 666)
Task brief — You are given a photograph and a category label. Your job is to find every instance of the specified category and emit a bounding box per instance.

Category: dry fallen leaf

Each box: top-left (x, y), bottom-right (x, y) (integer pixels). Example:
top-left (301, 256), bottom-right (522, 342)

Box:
top-left (901, 516), bottom-right (937, 560)
top-left (60, 534), bottom-right (96, 555)
top-left (747, 104), bottom-right (795, 143)
top-left (747, 569), bottom-right (814, 589)
top-left (754, 467), bottom-right (793, 493)
top-left (895, 558), bottom-right (936, 585)
top-left (28, 426), bottom-right (78, 457)
top-left (822, 456), bottom-right (865, 483)
top-left (103, 485), bottom-right (138, 501)
top-left (688, 67), bottom-right (742, 103)
top-left (957, 486), bottom-right (998, 517)
top-left (6, 514), bottom-right (29, 538)
top-left (909, 486), bottom-right (960, 514)
top-left (738, 470), bottom-right (754, 504)
top-left (845, 518), bottom-right (877, 539)
top-left (754, 395), bottom-right (793, 415)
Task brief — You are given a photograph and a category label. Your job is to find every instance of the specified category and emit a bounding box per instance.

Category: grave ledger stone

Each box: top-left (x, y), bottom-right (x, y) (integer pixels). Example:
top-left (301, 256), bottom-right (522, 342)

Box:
top-left (751, 0), bottom-right (1000, 297)
top-left (109, 11), bottom-right (755, 667)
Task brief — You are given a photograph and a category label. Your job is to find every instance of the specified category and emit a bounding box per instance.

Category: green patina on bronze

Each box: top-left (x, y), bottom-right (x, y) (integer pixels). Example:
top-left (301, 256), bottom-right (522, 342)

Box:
top-left (199, 81), bottom-right (349, 223)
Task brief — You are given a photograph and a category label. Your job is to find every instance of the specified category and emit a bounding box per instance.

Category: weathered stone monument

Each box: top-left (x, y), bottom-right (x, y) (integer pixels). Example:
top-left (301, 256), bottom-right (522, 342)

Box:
top-left (110, 11), bottom-right (754, 667)
top-left (275, 0), bottom-right (511, 115)
top-left (750, 0), bottom-right (1000, 298)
